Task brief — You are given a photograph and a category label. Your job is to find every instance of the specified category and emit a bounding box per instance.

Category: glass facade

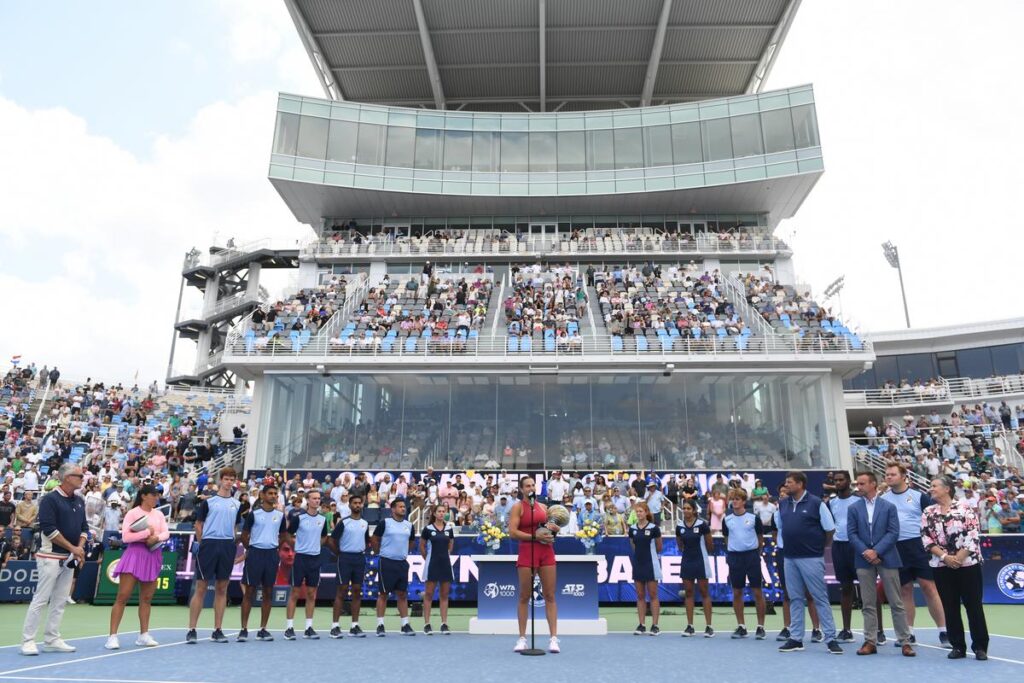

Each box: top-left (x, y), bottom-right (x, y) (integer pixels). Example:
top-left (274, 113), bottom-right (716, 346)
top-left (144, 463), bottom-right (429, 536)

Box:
top-left (269, 85), bottom-right (823, 196)
top-left (844, 342), bottom-right (1024, 389)
top-left (257, 373), bottom-right (839, 472)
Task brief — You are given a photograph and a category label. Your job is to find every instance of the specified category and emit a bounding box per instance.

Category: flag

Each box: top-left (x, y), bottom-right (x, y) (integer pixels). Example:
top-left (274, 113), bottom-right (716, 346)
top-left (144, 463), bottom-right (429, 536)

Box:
top-left (10, 355), bottom-right (21, 366)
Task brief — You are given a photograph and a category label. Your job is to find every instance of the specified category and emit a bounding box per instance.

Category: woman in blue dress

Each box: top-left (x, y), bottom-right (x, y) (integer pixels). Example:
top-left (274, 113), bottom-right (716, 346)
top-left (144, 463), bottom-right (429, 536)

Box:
top-left (676, 499), bottom-right (715, 637)
top-left (629, 502), bottom-right (663, 635)
top-left (419, 503), bottom-right (454, 635)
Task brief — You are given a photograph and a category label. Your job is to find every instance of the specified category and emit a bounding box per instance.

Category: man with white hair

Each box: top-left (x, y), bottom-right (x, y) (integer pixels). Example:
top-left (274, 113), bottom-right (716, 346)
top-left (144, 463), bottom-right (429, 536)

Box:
top-left (20, 463), bottom-right (87, 656)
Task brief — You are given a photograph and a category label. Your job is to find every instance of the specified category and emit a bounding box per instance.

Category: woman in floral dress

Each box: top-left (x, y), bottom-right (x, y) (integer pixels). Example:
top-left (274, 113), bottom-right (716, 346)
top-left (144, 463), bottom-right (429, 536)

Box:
top-left (921, 476), bottom-right (989, 661)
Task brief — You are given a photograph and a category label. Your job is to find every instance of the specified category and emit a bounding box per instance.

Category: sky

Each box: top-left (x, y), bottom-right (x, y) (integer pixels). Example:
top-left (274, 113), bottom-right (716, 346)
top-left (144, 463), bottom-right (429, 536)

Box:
top-left (0, 1), bottom-right (1020, 383)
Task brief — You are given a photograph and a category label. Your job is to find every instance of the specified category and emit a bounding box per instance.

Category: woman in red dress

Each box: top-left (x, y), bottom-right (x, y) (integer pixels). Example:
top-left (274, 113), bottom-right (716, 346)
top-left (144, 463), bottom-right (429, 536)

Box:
top-left (508, 476), bottom-right (560, 653)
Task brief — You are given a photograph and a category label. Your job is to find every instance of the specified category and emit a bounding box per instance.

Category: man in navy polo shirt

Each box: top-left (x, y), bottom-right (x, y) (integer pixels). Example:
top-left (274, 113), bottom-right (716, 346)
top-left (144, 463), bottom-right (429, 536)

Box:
top-left (777, 471), bottom-right (843, 655)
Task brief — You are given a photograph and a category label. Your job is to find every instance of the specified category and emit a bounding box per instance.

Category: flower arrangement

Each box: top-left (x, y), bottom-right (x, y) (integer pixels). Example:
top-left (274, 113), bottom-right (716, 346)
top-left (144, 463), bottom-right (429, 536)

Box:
top-left (575, 520), bottom-right (603, 553)
top-left (477, 521), bottom-right (508, 552)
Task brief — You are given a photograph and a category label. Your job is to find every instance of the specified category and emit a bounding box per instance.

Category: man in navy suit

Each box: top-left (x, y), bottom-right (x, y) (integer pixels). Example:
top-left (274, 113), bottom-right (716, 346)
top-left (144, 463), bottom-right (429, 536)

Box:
top-left (848, 471), bottom-right (915, 656)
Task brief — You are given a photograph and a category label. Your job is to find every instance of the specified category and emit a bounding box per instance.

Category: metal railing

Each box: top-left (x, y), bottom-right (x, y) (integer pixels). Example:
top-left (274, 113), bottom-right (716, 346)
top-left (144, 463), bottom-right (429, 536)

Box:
top-left (224, 331), bottom-right (872, 361)
top-left (852, 443), bottom-right (931, 490)
top-left (723, 275), bottom-right (774, 337)
top-left (845, 374), bottom-right (1024, 407)
top-left (301, 234), bottom-right (792, 259)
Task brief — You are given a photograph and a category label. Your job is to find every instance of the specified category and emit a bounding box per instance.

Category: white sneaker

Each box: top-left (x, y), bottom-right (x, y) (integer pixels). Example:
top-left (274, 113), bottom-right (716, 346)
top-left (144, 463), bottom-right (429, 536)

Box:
top-left (42, 639), bottom-right (76, 653)
top-left (135, 633), bottom-right (159, 647)
top-left (104, 635), bottom-right (120, 650)
top-left (513, 636), bottom-right (527, 652)
top-left (66, 597), bottom-right (76, 605)
top-left (20, 641), bottom-right (38, 656)
top-left (548, 636), bottom-right (560, 653)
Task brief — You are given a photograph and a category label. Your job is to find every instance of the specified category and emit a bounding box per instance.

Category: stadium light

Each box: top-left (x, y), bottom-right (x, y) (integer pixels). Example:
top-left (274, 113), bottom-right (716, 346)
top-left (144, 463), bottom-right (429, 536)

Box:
top-left (823, 276), bottom-right (845, 319)
top-left (881, 241), bottom-right (911, 328)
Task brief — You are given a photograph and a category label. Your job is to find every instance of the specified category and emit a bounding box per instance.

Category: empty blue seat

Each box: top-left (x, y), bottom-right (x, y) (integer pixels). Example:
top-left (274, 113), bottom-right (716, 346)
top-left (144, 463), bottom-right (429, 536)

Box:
top-left (545, 338), bottom-right (555, 352)
top-left (468, 329), bottom-right (479, 339)
top-left (668, 328), bottom-right (680, 337)
top-left (508, 336), bottom-right (519, 352)
top-left (611, 335), bottom-right (623, 352)
top-left (657, 328), bottom-right (668, 337)
top-left (636, 336), bottom-right (648, 351)
top-left (716, 327), bottom-right (727, 338)
top-left (520, 336), bottom-right (532, 352)
top-left (405, 337), bottom-right (417, 353)
top-left (692, 328), bottom-right (701, 339)
top-left (736, 336), bottom-right (748, 351)
top-left (382, 338), bottom-right (394, 352)
top-left (660, 337), bottom-right (673, 352)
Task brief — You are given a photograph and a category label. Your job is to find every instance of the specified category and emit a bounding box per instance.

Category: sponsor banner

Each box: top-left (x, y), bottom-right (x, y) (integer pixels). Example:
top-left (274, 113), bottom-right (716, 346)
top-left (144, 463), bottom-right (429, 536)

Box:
top-left (94, 550), bottom-right (179, 605)
top-left (0, 560), bottom-right (99, 603)
top-left (981, 534), bottom-right (1024, 604)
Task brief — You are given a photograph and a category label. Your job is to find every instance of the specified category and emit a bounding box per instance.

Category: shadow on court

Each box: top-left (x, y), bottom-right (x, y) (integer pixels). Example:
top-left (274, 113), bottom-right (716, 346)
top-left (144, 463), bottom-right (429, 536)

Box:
top-left (0, 629), bottom-right (1020, 683)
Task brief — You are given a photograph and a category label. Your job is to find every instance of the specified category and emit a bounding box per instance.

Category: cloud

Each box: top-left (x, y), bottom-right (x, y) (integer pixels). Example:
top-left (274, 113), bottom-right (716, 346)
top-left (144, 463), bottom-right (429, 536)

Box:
top-left (0, 92), bottom-right (303, 383)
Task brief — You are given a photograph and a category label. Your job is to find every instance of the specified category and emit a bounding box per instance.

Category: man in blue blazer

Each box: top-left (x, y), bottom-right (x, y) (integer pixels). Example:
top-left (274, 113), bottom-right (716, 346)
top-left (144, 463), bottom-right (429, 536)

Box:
top-left (847, 471), bottom-right (915, 656)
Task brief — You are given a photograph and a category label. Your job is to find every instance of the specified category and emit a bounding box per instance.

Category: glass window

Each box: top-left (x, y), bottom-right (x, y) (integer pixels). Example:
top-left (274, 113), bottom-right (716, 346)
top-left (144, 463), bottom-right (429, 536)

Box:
top-left (273, 112), bottom-right (300, 155)
top-left (326, 119), bottom-right (358, 162)
top-left (873, 356), bottom-right (898, 386)
top-left (896, 353), bottom-right (936, 383)
top-left (791, 104), bottom-right (820, 148)
top-left (529, 132), bottom-right (557, 172)
top-left (296, 116), bottom-right (329, 159)
top-left (443, 130), bottom-right (473, 171)
top-left (956, 348), bottom-right (993, 379)
top-left (414, 128), bottom-right (443, 169)
top-left (760, 108), bottom-right (795, 154)
top-left (471, 131), bottom-right (499, 172)
top-left (730, 113), bottom-right (764, 158)
top-left (557, 131), bottom-right (585, 172)
top-left (499, 132), bottom-right (529, 172)
top-left (991, 343), bottom-right (1024, 375)
top-left (585, 129), bottom-right (615, 171)
top-left (670, 121), bottom-right (702, 163)
top-left (701, 118), bottom-right (733, 161)
top-left (643, 125), bottom-right (674, 167)
top-left (613, 128), bottom-right (643, 169)
top-left (384, 126), bottom-right (415, 168)
top-left (355, 123), bottom-right (386, 165)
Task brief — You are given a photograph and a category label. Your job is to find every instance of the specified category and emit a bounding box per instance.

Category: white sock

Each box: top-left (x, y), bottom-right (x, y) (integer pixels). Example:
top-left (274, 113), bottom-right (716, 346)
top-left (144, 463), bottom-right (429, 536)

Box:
top-left (285, 619), bottom-right (294, 629)
top-left (305, 619), bottom-right (313, 629)
top-left (351, 621), bottom-right (359, 628)
top-left (331, 622), bottom-right (339, 629)
top-left (738, 624), bottom-right (746, 629)
top-left (377, 617), bottom-right (385, 626)
top-left (401, 617), bottom-right (409, 626)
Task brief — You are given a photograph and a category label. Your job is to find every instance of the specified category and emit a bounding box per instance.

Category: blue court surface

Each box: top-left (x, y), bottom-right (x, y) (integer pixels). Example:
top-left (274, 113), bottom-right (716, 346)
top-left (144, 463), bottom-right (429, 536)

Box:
top-left (0, 628), bottom-right (1020, 683)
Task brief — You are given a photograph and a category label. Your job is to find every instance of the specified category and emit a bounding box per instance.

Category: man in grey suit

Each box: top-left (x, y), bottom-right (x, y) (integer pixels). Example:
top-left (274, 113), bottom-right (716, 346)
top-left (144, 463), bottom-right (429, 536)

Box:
top-left (847, 471), bottom-right (915, 657)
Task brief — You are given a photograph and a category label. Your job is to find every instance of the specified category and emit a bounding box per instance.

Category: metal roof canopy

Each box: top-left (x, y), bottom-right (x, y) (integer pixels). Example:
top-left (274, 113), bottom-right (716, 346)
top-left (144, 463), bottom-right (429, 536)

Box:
top-left (285, 0), bottom-right (801, 112)
top-left (269, 170), bottom-right (821, 228)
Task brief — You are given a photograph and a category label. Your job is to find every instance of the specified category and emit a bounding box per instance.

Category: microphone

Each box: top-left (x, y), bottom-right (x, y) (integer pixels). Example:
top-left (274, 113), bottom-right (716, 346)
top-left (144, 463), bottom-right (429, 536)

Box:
top-left (528, 491), bottom-right (536, 503)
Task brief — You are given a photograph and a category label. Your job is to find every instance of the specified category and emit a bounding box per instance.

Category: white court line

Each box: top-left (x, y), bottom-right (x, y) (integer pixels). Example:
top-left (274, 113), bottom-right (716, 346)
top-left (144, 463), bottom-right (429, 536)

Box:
top-left (911, 626), bottom-right (1024, 642)
top-left (0, 630), bottom-right (164, 650)
top-left (0, 640), bottom-right (190, 677)
top-left (0, 677), bottom-right (214, 683)
top-left (916, 643), bottom-right (1024, 666)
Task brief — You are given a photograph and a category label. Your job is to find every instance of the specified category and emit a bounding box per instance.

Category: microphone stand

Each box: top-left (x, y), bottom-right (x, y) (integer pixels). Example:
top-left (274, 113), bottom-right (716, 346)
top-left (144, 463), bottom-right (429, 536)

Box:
top-left (520, 493), bottom-right (545, 656)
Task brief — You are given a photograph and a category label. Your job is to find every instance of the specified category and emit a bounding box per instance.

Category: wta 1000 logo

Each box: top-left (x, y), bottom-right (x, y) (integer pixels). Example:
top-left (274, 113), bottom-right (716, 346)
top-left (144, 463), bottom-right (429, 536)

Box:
top-left (997, 563), bottom-right (1024, 600)
top-left (483, 582), bottom-right (516, 599)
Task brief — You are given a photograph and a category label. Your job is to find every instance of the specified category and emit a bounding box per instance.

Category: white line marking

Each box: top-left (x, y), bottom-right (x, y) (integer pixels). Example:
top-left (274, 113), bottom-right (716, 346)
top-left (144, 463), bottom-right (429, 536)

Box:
top-left (0, 630), bottom-right (169, 650)
top-left (917, 643), bottom-right (1024, 666)
top-left (0, 640), bottom-right (190, 677)
top-left (0, 677), bottom-right (214, 683)
top-left (910, 627), bottom-right (1024, 641)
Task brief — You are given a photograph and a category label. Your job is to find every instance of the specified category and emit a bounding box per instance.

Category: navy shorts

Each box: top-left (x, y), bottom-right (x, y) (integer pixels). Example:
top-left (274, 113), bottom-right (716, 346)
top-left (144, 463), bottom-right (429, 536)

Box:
top-left (291, 553), bottom-right (322, 588)
top-left (896, 538), bottom-right (934, 585)
top-left (242, 547), bottom-right (279, 587)
top-left (196, 539), bottom-right (237, 582)
top-left (336, 552), bottom-right (366, 585)
top-left (379, 557), bottom-right (410, 593)
top-left (831, 541), bottom-right (857, 584)
top-left (726, 550), bottom-right (762, 590)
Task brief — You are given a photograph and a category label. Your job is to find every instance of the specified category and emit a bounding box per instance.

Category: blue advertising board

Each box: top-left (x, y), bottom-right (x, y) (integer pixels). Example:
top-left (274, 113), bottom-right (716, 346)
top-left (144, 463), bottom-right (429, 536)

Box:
top-left (475, 557), bottom-right (599, 620)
